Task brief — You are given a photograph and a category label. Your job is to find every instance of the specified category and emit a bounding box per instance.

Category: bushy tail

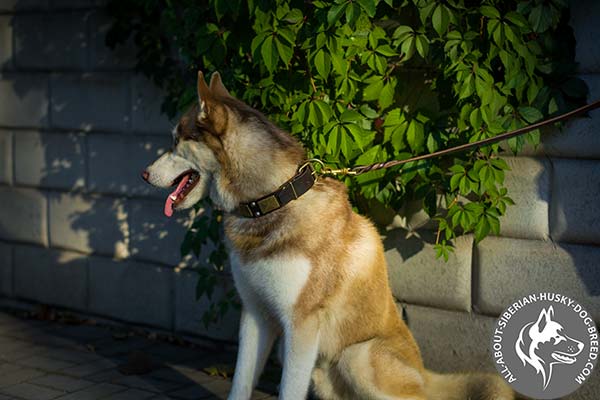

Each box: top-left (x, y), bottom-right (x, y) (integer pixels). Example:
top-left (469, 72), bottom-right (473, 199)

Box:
top-left (424, 370), bottom-right (519, 400)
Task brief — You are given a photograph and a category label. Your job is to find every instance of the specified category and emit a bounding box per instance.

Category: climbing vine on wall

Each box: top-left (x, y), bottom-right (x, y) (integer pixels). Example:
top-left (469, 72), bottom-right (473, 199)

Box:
top-left (107, 0), bottom-right (586, 326)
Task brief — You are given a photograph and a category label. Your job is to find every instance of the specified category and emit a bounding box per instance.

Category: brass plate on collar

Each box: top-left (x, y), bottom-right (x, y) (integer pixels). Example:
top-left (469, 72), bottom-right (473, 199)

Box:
top-left (257, 195), bottom-right (280, 214)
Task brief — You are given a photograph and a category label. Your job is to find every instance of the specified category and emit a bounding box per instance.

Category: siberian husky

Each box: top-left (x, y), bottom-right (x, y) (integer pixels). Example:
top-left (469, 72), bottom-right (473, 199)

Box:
top-left (142, 71), bottom-right (513, 400)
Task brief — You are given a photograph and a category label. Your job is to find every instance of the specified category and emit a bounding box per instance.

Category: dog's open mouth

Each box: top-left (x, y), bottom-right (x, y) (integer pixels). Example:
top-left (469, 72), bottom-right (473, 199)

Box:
top-left (552, 351), bottom-right (577, 364)
top-left (164, 170), bottom-right (200, 217)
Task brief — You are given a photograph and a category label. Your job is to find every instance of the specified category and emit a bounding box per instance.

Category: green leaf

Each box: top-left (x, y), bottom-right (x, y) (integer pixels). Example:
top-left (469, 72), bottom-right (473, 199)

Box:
top-left (400, 36), bottom-right (416, 60)
top-left (450, 173), bottom-right (462, 191)
top-left (356, 144), bottom-right (382, 165)
top-left (315, 100), bottom-right (332, 122)
top-left (261, 35), bottom-right (278, 73)
top-left (275, 38), bottom-right (293, 65)
top-left (340, 109), bottom-right (362, 122)
top-left (314, 49), bottom-right (331, 78)
top-left (458, 175), bottom-right (471, 194)
top-left (432, 5), bottom-right (449, 37)
top-left (327, 2), bottom-right (348, 26)
top-left (393, 25), bottom-right (413, 41)
top-left (283, 9), bottom-right (303, 24)
top-left (426, 133), bottom-right (439, 153)
top-left (459, 74), bottom-right (474, 100)
top-left (506, 11), bottom-right (528, 28)
top-left (406, 120), bottom-right (425, 152)
top-left (390, 123), bottom-right (407, 151)
top-left (360, 104), bottom-right (379, 119)
top-left (380, 81), bottom-right (395, 110)
top-left (339, 127), bottom-right (355, 159)
top-left (316, 32), bottom-right (327, 50)
top-left (277, 27), bottom-right (296, 45)
top-left (363, 77), bottom-right (384, 101)
top-left (376, 44), bottom-right (396, 57)
top-left (307, 102), bottom-right (321, 126)
top-left (518, 106), bottom-right (543, 123)
top-left (356, 0), bottom-right (377, 17)
top-left (383, 108), bottom-right (403, 126)
top-left (347, 123), bottom-right (374, 150)
top-left (434, 241), bottom-right (454, 262)
top-left (415, 35), bottom-right (429, 58)
top-left (474, 215), bottom-right (491, 243)
top-left (417, 1), bottom-right (436, 25)
top-left (469, 108), bottom-right (482, 129)
top-left (251, 32), bottom-right (268, 58)
top-left (529, 4), bottom-right (553, 33)
top-left (487, 18), bottom-right (500, 38)
top-left (326, 124), bottom-right (341, 156)
top-left (492, 23), bottom-right (504, 46)
top-left (478, 164), bottom-right (492, 186)
top-left (487, 214), bottom-right (500, 235)
top-left (213, 0), bottom-right (229, 21)
top-left (480, 5), bottom-right (500, 19)
top-left (346, 2), bottom-right (361, 25)
top-left (331, 52), bottom-right (348, 75)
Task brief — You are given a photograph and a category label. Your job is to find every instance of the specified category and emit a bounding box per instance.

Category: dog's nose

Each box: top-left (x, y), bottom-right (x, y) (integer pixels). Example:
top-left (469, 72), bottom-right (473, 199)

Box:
top-left (141, 170), bottom-right (150, 182)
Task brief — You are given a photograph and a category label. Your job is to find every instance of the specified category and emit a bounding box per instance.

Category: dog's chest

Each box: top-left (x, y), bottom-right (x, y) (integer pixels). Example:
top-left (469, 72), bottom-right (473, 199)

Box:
top-left (230, 252), bottom-right (311, 323)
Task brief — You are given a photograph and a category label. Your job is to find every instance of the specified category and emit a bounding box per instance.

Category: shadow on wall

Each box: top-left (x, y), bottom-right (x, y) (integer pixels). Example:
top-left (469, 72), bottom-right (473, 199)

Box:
top-left (0, 2), bottom-right (230, 337)
top-left (0, 1), bottom-right (249, 394)
top-left (545, 74), bottom-right (600, 301)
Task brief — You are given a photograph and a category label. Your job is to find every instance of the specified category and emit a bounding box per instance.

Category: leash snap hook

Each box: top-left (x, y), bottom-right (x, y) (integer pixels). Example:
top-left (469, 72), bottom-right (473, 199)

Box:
top-left (300, 159), bottom-right (358, 176)
top-left (321, 166), bottom-right (358, 176)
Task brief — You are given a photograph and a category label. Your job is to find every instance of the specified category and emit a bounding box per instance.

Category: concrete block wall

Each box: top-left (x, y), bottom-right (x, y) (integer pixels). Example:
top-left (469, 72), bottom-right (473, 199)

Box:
top-left (0, 1), bottom-right (598, 396)
top-left (0, 1), bottom-right (232, 341)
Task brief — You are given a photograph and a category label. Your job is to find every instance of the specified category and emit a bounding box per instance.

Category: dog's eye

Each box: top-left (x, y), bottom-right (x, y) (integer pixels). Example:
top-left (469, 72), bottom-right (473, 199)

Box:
top-left (554, 336), bottom-right (564, 344)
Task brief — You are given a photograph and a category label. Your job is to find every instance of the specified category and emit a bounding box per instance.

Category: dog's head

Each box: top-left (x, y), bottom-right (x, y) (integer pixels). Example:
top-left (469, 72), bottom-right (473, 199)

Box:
top-left (515, 306), bottom-right (584, 388)
top-left (142, 71), bottom-right (304, 217)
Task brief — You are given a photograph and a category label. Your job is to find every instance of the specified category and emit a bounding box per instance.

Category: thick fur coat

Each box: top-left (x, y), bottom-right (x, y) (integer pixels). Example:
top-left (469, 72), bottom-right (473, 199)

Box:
top-left (143, 71), bottom-right (514, 400)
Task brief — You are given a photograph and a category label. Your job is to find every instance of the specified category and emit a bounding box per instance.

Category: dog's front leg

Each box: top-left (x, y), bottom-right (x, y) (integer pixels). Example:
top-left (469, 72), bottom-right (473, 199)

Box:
top-left (229, 308), bottom-right (277, 400)
top-left (278, 320), bottom-right (320, 400)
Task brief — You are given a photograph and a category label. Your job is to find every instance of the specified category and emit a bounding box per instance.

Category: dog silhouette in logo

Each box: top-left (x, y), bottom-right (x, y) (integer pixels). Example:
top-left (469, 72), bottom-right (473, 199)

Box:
top-left (515, 306), bottom-right (584, 389)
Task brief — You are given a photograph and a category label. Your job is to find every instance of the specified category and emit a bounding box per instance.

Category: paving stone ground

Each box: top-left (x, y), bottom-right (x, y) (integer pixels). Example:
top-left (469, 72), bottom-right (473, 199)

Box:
top-left (0, 309), bottom-right (278, 400)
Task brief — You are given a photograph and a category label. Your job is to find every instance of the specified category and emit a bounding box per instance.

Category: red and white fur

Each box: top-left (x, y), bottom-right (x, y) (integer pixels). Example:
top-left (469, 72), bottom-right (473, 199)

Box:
top-left (143, 71), bottom-right (514, 400)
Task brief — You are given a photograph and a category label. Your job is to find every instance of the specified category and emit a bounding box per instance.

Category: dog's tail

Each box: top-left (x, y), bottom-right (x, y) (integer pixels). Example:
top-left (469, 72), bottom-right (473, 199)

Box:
top-left (424, 369), bottom-right (521, 400)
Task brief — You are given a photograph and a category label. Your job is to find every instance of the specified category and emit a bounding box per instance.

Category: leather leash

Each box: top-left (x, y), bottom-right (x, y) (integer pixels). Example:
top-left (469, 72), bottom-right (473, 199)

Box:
top-left (313, 99), bottom-right (600, 177)
top-left (233, 100), bottom-right (600, 218)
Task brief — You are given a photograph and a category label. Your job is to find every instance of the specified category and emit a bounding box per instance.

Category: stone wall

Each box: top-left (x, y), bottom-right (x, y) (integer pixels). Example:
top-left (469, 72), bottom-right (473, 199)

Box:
top-left (0, 1), bottom-right (598, 397)
top-left (0, 0), bottom-right (237, 342)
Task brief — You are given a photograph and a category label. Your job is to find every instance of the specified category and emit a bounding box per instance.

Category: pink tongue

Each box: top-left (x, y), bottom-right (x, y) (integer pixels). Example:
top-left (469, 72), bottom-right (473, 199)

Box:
top-left (164, 174), bottom-right (191, 217)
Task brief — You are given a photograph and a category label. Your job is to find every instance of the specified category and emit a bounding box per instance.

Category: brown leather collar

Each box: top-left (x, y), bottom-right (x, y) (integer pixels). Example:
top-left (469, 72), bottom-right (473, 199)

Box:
top-left (233, 164), bottom-right (316, 218)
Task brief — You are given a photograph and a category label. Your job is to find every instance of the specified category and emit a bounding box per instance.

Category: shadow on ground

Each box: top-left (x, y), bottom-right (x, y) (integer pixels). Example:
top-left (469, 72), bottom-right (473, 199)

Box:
top-left (0, 309), bottom-right (278, 399)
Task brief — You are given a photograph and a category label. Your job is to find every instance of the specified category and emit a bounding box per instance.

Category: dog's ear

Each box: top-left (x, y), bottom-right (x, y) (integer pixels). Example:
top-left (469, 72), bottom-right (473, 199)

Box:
top-left (197, 70), bottom-right (229, 135)
top-left (197, 71), bottom-right (212, 121)
top-left (210, 71), bottom-right (231, 98)
top-left (535, 307), bottom-right (551, 333)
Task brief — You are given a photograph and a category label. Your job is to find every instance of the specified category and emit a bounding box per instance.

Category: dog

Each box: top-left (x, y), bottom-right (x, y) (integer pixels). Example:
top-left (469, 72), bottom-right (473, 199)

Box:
top-left (515, 306), bottom-right (584, 390)
top-left (142, 71), bottom-right (514, 399)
